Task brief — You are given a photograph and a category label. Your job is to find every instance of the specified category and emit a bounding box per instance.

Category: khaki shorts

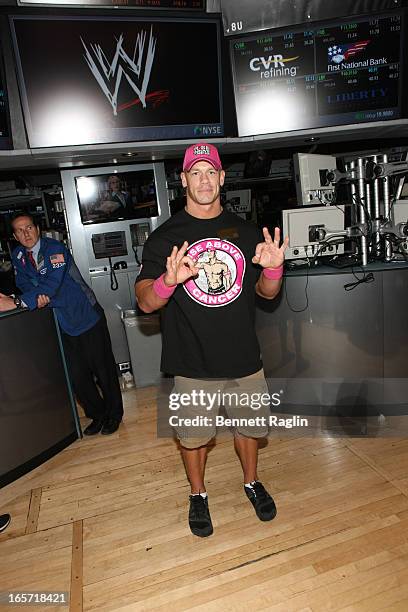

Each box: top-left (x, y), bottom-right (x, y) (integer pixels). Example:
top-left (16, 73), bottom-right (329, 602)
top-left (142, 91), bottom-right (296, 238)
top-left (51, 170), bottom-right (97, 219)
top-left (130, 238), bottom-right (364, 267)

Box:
top-left (172, 369), bottom-right (270, 449)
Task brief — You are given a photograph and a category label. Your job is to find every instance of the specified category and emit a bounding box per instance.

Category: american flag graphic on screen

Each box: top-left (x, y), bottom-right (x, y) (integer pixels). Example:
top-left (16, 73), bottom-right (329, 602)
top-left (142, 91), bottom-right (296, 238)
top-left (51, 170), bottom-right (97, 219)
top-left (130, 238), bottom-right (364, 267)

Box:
top-left (328, 40), bottom-right (370, 64)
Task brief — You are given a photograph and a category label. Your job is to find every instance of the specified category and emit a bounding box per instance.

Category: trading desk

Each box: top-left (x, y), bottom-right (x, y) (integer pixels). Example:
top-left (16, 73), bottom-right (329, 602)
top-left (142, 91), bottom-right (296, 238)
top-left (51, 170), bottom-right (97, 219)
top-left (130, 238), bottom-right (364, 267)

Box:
top-left (256, 262), bottom-right (408, 434)
top-left (0, 307), bottom-right (80, 487)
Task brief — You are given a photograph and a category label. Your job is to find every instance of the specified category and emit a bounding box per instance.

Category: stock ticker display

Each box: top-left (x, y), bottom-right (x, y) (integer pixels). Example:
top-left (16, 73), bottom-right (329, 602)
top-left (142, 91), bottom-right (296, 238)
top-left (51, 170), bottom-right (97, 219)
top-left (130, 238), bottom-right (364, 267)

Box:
top-left (231, 13), bottom-right (402, 136)
top-left (18, 0), bottom-right (205, 7)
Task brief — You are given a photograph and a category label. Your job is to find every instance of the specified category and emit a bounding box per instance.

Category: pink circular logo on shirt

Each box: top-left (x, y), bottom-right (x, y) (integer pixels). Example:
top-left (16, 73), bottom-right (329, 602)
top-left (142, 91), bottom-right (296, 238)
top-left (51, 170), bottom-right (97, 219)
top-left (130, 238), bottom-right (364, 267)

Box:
top-left (184, 238), bottom-right (246, 307)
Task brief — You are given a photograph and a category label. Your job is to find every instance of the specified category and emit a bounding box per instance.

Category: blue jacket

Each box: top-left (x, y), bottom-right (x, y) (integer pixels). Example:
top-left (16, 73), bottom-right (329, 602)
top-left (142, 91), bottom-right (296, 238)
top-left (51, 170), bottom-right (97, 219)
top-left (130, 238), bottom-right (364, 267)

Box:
top-left (12, 237), bottom-right (100, 336)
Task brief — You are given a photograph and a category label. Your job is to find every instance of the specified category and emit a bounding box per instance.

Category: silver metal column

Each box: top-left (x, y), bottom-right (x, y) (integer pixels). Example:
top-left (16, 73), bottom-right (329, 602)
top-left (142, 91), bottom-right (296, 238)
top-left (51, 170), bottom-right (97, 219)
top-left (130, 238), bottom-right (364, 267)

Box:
top-left (349, 160), bottom-right (356, 213)
top-left (372, 155), bottom-right (381, 256)
top-left (365, 175), bottom-right (372, 257)
top-left (365, 178), bottom-right (372, 219)
top-left (357, 157), bottom-right (368, 267)
top-left (348, 160), bottom-right (357, 258)
top-left (383, 153), bottom-right (392, 261)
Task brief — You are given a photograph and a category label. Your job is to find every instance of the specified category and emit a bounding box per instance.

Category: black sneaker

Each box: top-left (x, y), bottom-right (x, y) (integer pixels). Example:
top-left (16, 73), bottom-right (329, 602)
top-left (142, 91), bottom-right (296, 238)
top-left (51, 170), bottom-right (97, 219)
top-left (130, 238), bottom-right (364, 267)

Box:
top-left (244, 481), bottom-right (277, 521)
top-left (188, 495), bottom-right (213, 537)
top-left (0, 513), bottom-right (11, 532)
top-left (83, 418), bottom-right (105, 436)
top-left (101, 418), bottom-right (121, 435)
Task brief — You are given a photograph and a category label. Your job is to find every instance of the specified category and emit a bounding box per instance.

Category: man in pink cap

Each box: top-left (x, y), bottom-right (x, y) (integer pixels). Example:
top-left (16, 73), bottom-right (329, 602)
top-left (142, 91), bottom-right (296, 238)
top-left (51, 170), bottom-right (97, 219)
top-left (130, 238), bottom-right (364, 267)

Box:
top-left (136, 142), bottom-right (288, 537)
top-left (182, 142), bottom-right (223, 172)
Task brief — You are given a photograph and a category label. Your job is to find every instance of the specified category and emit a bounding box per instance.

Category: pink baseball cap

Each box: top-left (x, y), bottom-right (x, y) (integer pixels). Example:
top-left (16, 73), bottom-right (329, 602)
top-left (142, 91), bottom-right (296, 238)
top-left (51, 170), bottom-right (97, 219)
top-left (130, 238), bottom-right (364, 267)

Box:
top-left (183, 143), bottom-right (222, 172)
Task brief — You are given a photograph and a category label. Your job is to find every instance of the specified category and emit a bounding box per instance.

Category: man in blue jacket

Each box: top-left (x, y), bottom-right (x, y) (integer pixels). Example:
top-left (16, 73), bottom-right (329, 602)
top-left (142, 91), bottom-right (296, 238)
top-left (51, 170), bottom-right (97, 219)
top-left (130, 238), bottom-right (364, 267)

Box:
top-left (0, 213), bottom-right (123, 435)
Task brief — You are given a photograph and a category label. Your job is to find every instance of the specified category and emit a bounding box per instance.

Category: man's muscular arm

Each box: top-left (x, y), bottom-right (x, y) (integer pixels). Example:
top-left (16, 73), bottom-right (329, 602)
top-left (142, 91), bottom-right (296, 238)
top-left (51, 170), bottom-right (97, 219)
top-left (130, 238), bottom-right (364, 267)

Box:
top-left (256, 275), bottom-right (283, 300)
top-left (135, 279), bottom-right (170, 313)
top-left (135, 241), bottom-right (199, 313)
top-left (254, 227), bottom-right (289, 300)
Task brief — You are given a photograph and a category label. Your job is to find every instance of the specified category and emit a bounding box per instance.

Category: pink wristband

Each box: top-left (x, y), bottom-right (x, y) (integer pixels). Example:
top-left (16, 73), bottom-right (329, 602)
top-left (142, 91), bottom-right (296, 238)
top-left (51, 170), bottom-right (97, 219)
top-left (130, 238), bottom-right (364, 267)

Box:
top-left (153, 274), bottom-right (177, 299)
top-left (262, 265), bottom-right (283, 280)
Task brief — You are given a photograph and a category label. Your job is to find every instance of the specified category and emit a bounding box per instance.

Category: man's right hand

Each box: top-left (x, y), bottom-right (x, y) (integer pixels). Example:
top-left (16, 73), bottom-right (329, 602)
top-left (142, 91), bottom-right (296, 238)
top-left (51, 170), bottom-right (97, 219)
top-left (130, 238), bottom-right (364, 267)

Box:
top-left (164, 241), bottom-right (199, 286)
top-left (37, 294), bottom-right (50, 309)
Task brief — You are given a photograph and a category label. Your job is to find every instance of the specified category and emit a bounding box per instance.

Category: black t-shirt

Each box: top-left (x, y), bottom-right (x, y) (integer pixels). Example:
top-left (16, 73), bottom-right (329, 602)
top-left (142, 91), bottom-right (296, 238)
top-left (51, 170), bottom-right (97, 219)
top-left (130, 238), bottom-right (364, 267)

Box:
top-left (137, 208), bottom-right (264, 378)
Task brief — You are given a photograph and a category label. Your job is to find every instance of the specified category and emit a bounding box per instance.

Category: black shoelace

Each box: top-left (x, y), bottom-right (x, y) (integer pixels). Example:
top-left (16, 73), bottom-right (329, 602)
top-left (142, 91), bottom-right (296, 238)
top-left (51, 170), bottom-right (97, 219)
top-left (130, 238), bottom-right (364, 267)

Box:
top-left (190, 495), bottom-right (207, 518)
top-left (248, 481), bottom-right (268, 500)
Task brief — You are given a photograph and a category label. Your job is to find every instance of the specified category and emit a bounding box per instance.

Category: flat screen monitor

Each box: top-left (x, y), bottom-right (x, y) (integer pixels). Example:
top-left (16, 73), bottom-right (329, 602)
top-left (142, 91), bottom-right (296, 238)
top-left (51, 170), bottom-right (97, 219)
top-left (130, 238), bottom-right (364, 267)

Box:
top-left (75, 169), bottom-right (158, 225)
top-left (0, 46), bottom-right (11, 150)
top-left (221, 0), bottom-right (402, 37)
top-left (230, 12), bottom-right (403, 137)
top-left (17, 0), bottom-right (205, 7)
top-left (10, 16), bottom-right (223, 148)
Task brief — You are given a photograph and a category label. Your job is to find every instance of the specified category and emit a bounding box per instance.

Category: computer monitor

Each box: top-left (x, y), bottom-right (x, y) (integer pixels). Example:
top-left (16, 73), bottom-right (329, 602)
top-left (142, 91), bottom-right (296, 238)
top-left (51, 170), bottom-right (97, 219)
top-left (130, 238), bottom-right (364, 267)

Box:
top-left (75, 169), bottom-right (158, 225)
top-left (230, 12), bottom-right (402, 137)
top-left (10, 16), bottom-right (223, 147)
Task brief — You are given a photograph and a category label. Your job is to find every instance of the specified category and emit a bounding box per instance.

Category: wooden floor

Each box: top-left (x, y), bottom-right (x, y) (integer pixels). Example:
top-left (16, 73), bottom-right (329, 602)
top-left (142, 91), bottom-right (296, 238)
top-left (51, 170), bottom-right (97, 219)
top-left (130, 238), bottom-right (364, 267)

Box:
top-left (2, 387), bottom-right (408, 611)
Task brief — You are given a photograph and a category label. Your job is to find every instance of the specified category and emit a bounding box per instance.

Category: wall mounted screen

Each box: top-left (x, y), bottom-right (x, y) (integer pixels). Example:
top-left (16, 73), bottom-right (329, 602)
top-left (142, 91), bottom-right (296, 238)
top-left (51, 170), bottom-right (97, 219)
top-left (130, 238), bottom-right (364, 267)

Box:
top-left (75, 169), bottom-right (158, 225)
top-left (221, 0), bottom-right (403, 36)
top-left (0, 46), bottom-right (11, 150)
top-left (18, 0), bottom-right (205, 8)
top-left (0, 74), bottom-right (10, 149)
top-left (230, 12), bottom-right (402, 136)
top-left (10, 16), bottom-right (223, 147)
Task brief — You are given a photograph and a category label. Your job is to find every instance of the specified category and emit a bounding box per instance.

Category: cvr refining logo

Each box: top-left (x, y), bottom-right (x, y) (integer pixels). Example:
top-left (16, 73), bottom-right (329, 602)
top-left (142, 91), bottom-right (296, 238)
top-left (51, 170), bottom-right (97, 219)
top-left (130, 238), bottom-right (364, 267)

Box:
top-left (249, 54), bottom-right (299, 79)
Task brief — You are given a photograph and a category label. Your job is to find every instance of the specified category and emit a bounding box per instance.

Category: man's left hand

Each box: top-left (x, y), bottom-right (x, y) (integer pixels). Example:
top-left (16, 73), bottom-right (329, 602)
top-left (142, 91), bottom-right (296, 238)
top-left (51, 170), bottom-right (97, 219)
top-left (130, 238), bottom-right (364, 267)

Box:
top-left (252, 227), bottom-right (289, 269)
top-left (0, 293), bottom-right (17, 312)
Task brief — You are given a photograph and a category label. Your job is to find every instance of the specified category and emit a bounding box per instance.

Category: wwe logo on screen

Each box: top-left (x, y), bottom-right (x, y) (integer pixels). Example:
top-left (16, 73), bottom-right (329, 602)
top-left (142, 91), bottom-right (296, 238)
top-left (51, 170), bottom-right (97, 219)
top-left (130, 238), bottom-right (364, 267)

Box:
top-left (81, 28), bottom-right (157, 116)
